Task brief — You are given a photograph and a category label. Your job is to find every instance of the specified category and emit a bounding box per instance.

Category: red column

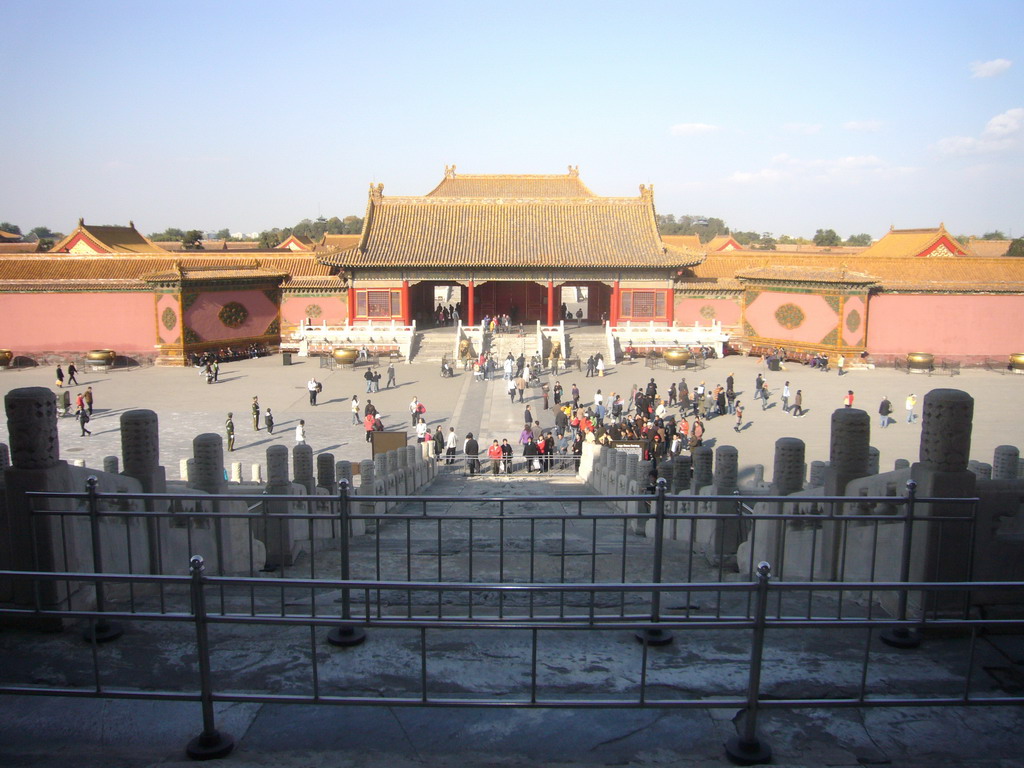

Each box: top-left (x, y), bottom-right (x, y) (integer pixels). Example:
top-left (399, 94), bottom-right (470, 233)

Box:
top-left (546, 280), bottom-right (555, 326)
top-left (665, 288), bottom-right (674, 326)
top-left (400, 280), bottom-right (410, 325)
top-left (611, 280), bottom-right (620, 326)
top-left (467, 280), bottom-right (475, 326)
top-left (347, 287), bottom-right (356, 326)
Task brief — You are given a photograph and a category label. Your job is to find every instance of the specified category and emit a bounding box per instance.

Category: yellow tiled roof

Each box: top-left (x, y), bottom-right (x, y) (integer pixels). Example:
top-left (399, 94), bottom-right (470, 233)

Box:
top-left (688, 251), bottom-right (1024, 292)
top-left (318, 234), bottom-right (361, 249)
top-left (425, 166), bottom-right (596, 198)
top-left (966, 238), bottom-right (1012, 258)
top-left (662, 235), bottom-right (703, 250)
top-left (706, 235), bottom-right (743, 251)
top-left (0, 241), bottom-right (42, 253)
top-left (321, 173), bottom-right (703, 270)
top-left (0, 253), bottom-right (335, 284)
top-left (51, 220), bottom-right (168, 254)
top-left (857, 224), bottom-right (966, 259)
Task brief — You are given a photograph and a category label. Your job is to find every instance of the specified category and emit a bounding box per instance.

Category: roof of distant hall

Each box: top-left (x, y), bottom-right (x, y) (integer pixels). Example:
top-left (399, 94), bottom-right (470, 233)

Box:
top-left (51, 219), bottom-right (169, 254)
top-left (320, 168), bottom-right (705, 270)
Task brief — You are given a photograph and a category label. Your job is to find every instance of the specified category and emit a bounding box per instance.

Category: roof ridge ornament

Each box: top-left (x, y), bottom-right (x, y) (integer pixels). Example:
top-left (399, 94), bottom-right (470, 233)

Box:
top-left (369, 182), bottom-right (384, 202)
top-left (444, 165), bottom-right (457, 178)
top-left (568, 165), bottom-right (579, 177)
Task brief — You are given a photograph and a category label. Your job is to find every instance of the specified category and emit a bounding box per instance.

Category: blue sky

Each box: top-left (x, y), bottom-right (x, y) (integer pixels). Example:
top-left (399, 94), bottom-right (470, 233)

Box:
top-left (2, 0), bottom-right (1022, 240)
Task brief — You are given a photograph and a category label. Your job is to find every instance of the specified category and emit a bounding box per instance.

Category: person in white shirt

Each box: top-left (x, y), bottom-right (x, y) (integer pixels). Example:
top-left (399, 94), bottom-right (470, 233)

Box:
top-left (307, 378), bottom-right (320, 406)
top-left (295, 419), bottom-right (306, 444)
top-left (351, 396), bottom-right (360, 425)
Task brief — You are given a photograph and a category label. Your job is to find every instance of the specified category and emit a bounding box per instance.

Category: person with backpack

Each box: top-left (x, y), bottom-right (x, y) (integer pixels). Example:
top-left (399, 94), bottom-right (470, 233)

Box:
top-left (77, 405), bottom-right (91, 436)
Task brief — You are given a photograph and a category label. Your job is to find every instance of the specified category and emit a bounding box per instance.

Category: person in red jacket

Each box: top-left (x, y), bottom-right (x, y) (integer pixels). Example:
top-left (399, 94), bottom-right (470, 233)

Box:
top-left (488, 439), bottom-right (503, 474)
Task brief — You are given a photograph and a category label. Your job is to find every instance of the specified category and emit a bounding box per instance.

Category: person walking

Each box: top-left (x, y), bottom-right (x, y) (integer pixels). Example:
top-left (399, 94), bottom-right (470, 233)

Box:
top-left (541, 382), bottom-right (550, 410)
top-left (433, 426), bottom-right (445, 459)
top-left (67, 362), bottom-right (79, 386)
top-left (792, 389), bottom-right (804, 417)
top-left (60, 389), bottom-right (71, 417)
top-left (734, 401), bottom-right (744, 432)
top-left (295, 419), bottom-right (306, 445)
top-left (507, 377), bottom-right (517, 404)
top-left (386, 361), bottom-right (396, 388)
top-left (464, 433), bottom-right (480, 475)
top-left (77, 405), bottom-right (91, 436)
top-left (524, 405), bottom-right (533, 426)
top-left (265, 407), bottom-right (275, 434)
top-left (844, 390), bottom-right (854, 408)
top-left (754, 373), bottom-right (763, 401)
top-left (351, 395), bottom-right (361, 425)
top-left (501, 438), bottom-right (514, 473)
top-left (225, 413), bottom-right (235, 451)
top-left (308, 377), bottom-right (320, 406)
top-left (760, 380), bottom-right (770, 410)
top-left (515, 375), bottom-right (527, 403)
top-left (251, 396), bottom-right (260, 430)
top-left (212, 360), bottom-right (219, 382)
top-left (444, 427), bottom-right (458, 465)
top-left (781, 381), bottom-right (791, 413)
top-left (837, 354), bottom-right (846, 376)
top-left (84, 386), bottom-right (94, 416)
top-left (879, 396), bottom-right (892, 428)
top-left (905, 393), bottom-right (917, 423)
top-left (364, 412), bottom-right (376, 443)
top-left (56, 366), bottom-right (64, 388)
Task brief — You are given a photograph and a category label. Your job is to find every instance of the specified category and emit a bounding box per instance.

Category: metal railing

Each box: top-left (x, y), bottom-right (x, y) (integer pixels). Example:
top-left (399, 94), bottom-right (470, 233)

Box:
top-left (3, 480), bottom-right (1021, 762)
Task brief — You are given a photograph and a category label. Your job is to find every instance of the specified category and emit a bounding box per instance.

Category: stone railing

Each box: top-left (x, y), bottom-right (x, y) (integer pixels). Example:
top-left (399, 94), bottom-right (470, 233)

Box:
top-left (284, 321), bottom-right (417, 362)
top-left (608, 320), bottom-right (731, 358)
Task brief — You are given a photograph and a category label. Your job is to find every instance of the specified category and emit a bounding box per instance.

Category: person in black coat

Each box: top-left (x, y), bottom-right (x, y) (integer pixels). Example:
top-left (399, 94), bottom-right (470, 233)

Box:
top-left (464, 433), bottom-right (480, 475)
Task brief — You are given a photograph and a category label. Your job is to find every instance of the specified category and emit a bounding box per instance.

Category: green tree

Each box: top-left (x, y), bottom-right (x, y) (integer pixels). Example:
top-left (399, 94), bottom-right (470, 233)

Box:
top-left (757, 232), bottom-right (777, 250)
top-left (731, 231), bottom-right (761, 246)
top-left (258, 229), bottom-right (283, 248)
top-left (181, 230), bottom-right (204, 250)
top-left (214, 228), bottom-right (231, 240)
top-left (0, 222), bottom-right (21, 236)
top-left (341, 215), bottom-right (363, 234)
top-left (149, 227), bottom-right (186, 241)
top-left (813, 228), bottom-right (841, 247)
top-left (845, 233), bottom-right (873, 246)
top-left (982, 230), bottom-right (1007, 240)
top-left (1006, 238), bottom-right (1024, 258)
top-left (29, 226), bottom-right (61, 240)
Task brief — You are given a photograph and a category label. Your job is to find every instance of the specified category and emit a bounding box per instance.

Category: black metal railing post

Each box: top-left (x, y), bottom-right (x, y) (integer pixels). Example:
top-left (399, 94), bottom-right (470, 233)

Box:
top-left (328, 480), bottom-right (366, 647)
top-left (725, 561), bottom-right (773, 765)
top-left (185, 555), bottom-right (234, 760)
top-left (82, 476), bottom-right (123, 643)
top-left (881, 479), bottom-right (922, 648)
top-left (636, 478), bottom-right (673, 646)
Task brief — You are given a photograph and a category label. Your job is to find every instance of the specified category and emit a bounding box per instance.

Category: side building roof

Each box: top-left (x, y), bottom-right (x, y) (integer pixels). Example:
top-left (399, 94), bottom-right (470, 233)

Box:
top-left (857, 224), bottom-right (967, 258)
top-left (51, 219), bottom-right (169, 254)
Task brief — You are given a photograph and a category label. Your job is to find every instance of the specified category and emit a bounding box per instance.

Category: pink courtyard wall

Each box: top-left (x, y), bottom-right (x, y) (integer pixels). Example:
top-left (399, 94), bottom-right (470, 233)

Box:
top-left (675, 297), bottom-right (741, 326)
top-left (0, 292), bottom-right (154, 353)
top-left (868, 294), bottom-right (1024, 359)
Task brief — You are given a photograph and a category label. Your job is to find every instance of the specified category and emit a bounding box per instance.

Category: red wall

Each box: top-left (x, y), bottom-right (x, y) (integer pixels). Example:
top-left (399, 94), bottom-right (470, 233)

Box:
top-left (0, 292), bottom-right (155, 352)
top-left (745, 291), bottom-right (839, 344)
top-left (675, 297), bottom-right (741, 326)
top-left (281, 295), bottom-right (347, 326)
top-left (868, 294), bottom-right (1024, 358)
top-left (185, 288), bottom-right (278, 342)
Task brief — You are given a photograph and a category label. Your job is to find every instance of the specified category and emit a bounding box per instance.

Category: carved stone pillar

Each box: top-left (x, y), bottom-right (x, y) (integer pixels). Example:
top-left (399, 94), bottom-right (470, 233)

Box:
top-left (993, 445), bottom-right (1020, 480)
top-left (772, 438), bottom-right (805, 497)
top-left (190, 434), bottom-right (225, 494)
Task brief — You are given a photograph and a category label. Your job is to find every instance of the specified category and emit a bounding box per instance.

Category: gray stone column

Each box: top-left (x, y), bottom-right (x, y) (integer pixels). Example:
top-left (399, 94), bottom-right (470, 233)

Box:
top-left (907, 389), bottom-right (977, 616)
top-left (692, 446), bottom-right (714, 493)
top-left (772, 438), bottom-right (805, 497)
top-left (993, 445), bottom-right (1019, 480)
top-left (292, 444), bottom-right (315, 495)
top-left (317, 453), bottom-right (336, 494)
top-left (190, 434), bottom-right (225, 495)
top-left (672, 454), bottom-right (691, 493)
top-left (808, 460), bottom-right (828, 488)
top-left (818, 409), bottom-right (871, 580)
top-left (6, 387), bottom-right (60, 470)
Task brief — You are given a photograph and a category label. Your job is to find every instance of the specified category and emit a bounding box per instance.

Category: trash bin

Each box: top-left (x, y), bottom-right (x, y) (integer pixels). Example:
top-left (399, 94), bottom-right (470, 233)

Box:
top-left (282, 353), bottom-right (292, 366)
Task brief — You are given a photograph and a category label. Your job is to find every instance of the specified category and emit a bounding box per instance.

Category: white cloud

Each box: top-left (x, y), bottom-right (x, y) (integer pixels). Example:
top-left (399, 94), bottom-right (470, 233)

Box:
top-left (726, 153), bottom-right (914, 185)
top-left (843, 120), bottom-right (883, 132)
top-left (935, 107), bottom-right (1024, 154)
top-left (669, 122), bottom-right (719, 136)
top-left (783, 122), bottom-right (822, 135)
top-left (970, 58), bottom-right (1012, 78)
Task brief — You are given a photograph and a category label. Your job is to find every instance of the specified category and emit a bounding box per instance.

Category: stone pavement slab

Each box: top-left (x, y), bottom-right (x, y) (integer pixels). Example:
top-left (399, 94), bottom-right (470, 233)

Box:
top-left (2, 355), bottom-right (1020, 482)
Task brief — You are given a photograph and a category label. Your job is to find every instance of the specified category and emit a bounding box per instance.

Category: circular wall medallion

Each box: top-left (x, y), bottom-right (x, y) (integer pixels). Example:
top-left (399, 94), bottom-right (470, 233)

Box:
top-left (775, 303), bottom-right (805, 330)
top-left (161, 307), bottom-right (177, 330)
top-left (305, 303), bottom-right (322, 318)
top-left (218, 302), bottom-right (249, 329)
top-left (699, 305), bottom-right (716, 320)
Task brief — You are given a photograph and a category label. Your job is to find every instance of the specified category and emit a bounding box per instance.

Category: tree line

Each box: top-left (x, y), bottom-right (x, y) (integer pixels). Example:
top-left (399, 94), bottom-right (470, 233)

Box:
top-left (656, 214), bottom-right (1021, 252)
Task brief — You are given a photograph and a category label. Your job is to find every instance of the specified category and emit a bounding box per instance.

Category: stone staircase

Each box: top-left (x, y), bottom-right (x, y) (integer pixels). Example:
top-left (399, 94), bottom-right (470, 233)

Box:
top-left (410, 328), bottom-right (457, 363)
top-left (566, 328), bottom-right (611, 365)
